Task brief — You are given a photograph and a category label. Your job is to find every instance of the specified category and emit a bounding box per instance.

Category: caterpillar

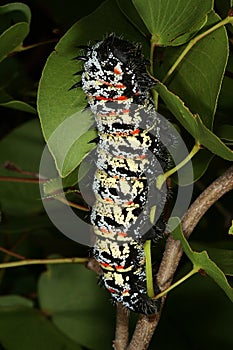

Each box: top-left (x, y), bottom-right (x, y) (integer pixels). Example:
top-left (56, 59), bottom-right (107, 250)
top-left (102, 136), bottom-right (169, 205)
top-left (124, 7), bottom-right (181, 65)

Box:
top-left (72, 34), bottom-right (169, 315)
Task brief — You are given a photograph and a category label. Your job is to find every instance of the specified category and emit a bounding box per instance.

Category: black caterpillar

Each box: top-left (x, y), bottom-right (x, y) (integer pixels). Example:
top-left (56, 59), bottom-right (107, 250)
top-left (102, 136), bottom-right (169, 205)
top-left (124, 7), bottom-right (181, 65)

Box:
top-left (72, 34), bottom-right (169, 315)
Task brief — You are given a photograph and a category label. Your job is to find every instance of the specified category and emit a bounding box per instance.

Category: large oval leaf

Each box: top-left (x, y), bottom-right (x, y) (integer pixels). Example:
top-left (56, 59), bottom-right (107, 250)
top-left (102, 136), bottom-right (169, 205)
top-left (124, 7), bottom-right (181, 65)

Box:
top-left (158, 11), bottom-right (228, 129)
top-left (156, 82), bottom-right (233, 161)
top-left (38, 263), bottom-right (115, 350)
top-left (132, 0), bottom-right (213, 45)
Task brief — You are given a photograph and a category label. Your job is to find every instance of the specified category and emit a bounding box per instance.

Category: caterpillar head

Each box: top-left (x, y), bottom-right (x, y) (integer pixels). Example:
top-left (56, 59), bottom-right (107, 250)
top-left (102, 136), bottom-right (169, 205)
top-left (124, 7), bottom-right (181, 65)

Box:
top-left (78, 34), bottom-right (155, 102)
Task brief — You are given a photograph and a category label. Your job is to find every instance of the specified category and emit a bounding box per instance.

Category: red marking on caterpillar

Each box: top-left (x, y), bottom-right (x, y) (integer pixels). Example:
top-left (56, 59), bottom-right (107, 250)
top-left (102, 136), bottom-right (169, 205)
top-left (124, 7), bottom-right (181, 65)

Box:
top-left (114, 67), bottom-right (122, 75)
top-left (95, 96), bottom-right (129, 101)
top-left (130, 129), bottom-right (140, 135)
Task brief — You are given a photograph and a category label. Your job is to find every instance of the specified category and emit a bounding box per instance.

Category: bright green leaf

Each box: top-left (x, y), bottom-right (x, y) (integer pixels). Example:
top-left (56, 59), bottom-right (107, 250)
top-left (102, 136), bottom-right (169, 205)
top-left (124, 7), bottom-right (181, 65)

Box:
top-left (38, 263), bottom-right (115, 350)
top-left (229, 220), bottom-right (233, 235)
top-left (156, 82), bottom-right (233, 161)
top-left (0, 2), bottom-right (31, 62)
top-left (191, 242), bottom-right (233, 276)
top-left (158, 11), bottom-right (228, 129)
top-left (169, 217), bottom-right (233, 302)
top-left (132, 0), bottom-right (213, 45)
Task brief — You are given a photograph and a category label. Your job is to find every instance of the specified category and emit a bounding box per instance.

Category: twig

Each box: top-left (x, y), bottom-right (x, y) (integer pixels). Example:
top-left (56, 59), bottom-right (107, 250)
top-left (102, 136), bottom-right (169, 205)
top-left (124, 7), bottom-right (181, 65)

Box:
top-left (0, 246), bottom-right (25, 260)
top-left (113, 304), bottom-right (130, 350)
top-left (0, 257), bottom-right (88, 269)
top-left (127, 165), bottom-right (233, 350)
top-left (0, 176), bottom-right (47, 184)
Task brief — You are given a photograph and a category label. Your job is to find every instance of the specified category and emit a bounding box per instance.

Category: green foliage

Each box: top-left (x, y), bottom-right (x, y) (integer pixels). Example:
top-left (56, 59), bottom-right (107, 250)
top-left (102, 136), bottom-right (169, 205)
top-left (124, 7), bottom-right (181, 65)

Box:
top-left (169, 217), bottom-right (233, 301)
top-left (38, 264), bottom-right (115, 349)
top-left (132, 0), bottom-right (213, 46)
top-left (0, 119), bottom-right (44, 215)
top-left (0, 1), bottom-right (232, 349)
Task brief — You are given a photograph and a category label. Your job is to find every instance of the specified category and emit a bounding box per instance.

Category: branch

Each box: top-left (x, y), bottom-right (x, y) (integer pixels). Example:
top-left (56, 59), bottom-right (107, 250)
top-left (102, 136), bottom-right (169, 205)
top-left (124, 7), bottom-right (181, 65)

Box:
top-left (113, 304), bottom-right (130, 350)
top-left (127, 165), bottom-right (233, 350)
top-left (0, 257), bottom-right (88, 269)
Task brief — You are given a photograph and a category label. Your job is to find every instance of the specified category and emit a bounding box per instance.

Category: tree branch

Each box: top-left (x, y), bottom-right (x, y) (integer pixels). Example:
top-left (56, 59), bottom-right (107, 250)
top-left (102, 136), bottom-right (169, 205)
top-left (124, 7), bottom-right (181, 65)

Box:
top-left (127, 165), bottom-right (233, 350)
top-left (113, 304), bottom-right (130, 350)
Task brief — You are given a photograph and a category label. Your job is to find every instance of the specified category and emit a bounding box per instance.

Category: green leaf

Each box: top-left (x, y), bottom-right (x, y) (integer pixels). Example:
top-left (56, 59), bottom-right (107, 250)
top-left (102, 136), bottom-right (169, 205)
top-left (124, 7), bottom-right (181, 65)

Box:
top-left (217, 51), bottom-right (233, 115)
top-left (0, 97), bottom-right (36, 114)
top-left (0, 295), bottom-right (81, 350)
top-left (38, 263), bottom-right (115, 350)
top-left (0, 2), bottom-right (31, 62)
top-left (0, 295), bottom-right (33, 308)
top-left (156, 82), bottom-right (233, 161)
top-left (117, 0), bottom-right (150, 36)
top-left (132, 0), bottom-right (213, 45)
top-left (0, 119), bottom-right (45, 215)
top-left (37, 0), bottom-right (146, 178)
top-left (158, 11), bottom-right (228, 129)
top-left (169, 217), bottom-right (233, 302)
top-left (229, 220), bottom-right (233, 235)
top-left (191, 242), bottom-right (233, 276)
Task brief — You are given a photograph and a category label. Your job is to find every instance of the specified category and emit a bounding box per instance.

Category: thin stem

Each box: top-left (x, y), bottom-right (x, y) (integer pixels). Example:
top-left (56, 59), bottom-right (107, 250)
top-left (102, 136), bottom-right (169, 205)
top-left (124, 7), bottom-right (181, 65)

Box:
top-left (55, 195), bottom-right (90, 212)
top-left (9, 38), bottom-right (58, 55)
top-left (156, 141), bottom-right (201, 189)
top-left (143, 240), bottom-right (154, 298)
top-left (0, 176), bottom-right (89, 211)
top-left (162, 16), bottom-right (233, 83)
top-left (0, 246), bottom-right (25, 260)
top-left (154, 267), bottom-right (198, 300)
top-left (0, 257), bottom-right (88, 269)
top-left (0, 176), bottom-right (47, 184)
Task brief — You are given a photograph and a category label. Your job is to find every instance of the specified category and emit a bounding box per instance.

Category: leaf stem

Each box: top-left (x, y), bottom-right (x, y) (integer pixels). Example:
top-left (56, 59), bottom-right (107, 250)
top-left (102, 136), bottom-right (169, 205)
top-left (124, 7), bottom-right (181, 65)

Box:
top-left (153, 267), bottom-right (199, 300)
top-left (8, 38), bottom-right (58, 56)
top-left (0, 257), bottom-right (88, 269)
top-left (162, 15), bottom-right (233, 83)
top-left (156, 141), bottom-right (201, 189)
top-left (55, 195), bottom-right (90, 212)
top-left (143, 240), bottom-right (155, 298)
